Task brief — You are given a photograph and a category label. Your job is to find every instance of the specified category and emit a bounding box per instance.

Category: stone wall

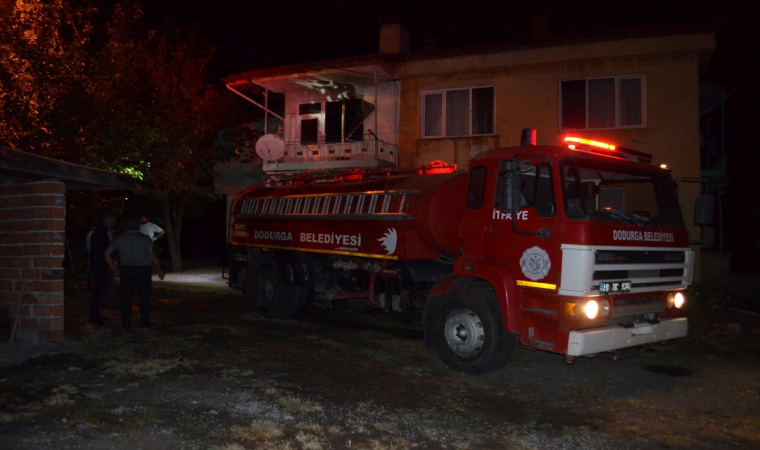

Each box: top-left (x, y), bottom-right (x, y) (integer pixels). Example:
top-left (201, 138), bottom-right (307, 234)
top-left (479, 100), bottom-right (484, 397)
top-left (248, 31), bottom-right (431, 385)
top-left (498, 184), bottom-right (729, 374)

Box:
top-left (0, 181), bottom-right (66, 342)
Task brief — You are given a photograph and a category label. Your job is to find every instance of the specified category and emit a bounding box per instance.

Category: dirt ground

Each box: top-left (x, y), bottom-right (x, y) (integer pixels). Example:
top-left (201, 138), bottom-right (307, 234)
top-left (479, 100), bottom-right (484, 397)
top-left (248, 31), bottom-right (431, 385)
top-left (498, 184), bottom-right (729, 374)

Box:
top-left (1, 266), bottom-right (759, 450)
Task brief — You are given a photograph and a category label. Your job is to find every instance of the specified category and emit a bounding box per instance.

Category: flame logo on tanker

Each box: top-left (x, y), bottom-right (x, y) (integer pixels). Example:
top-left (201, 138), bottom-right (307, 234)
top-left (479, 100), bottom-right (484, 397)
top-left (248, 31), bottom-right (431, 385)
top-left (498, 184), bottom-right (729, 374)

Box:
top-left (378, 228), bottom-right (397, 255)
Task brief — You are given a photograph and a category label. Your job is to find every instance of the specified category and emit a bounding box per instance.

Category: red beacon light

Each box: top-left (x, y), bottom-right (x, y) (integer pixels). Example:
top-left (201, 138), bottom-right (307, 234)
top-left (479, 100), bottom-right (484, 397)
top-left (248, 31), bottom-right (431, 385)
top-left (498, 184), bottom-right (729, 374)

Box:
top-left (286, 172), bottom-right (313, 186)
top-left (563, 137), bottom-right (653, 164)
top-left (418, 160), bottom-right (458, 175)
top-left (335, 168), bottom-right (365, 182)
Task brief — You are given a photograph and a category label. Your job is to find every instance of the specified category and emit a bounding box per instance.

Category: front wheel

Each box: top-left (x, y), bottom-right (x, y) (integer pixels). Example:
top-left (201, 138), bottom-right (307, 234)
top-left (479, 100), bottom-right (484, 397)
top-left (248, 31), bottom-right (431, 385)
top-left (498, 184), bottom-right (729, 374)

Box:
top-left (431, 289), bottom-right (516, 374)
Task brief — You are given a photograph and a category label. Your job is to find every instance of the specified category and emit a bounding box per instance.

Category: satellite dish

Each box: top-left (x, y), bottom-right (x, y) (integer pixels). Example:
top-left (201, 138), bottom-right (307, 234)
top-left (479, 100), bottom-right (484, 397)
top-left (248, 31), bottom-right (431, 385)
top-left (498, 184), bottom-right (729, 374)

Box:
top-left (255, 134), bottom-right (286, 161)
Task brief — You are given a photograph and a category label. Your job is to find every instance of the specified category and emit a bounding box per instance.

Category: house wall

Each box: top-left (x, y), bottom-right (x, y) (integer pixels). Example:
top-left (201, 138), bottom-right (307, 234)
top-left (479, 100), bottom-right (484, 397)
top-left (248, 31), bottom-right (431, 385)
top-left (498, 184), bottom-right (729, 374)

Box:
top-left (395, 34), bottom-right (711, 279)
top-left (0, 181), bottom-right (66, 342)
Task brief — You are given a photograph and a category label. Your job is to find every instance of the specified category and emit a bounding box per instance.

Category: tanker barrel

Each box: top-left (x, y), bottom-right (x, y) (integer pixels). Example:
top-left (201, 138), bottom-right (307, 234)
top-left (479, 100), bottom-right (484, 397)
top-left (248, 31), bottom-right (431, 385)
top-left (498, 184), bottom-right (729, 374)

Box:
top-left (411, 172), bottom-right (469, 257)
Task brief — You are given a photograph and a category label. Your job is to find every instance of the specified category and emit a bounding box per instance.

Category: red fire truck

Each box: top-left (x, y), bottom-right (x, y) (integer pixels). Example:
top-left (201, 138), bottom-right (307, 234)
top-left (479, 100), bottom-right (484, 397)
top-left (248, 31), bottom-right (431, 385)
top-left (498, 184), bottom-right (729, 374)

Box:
top-left (226, 135), bottom-right (693, 374)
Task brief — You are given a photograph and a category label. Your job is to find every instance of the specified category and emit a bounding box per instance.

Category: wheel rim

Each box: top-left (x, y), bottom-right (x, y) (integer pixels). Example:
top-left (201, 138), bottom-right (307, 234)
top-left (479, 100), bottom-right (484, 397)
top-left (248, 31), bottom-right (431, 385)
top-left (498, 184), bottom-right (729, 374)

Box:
top-left (444, 308), bottom-right (485, 357)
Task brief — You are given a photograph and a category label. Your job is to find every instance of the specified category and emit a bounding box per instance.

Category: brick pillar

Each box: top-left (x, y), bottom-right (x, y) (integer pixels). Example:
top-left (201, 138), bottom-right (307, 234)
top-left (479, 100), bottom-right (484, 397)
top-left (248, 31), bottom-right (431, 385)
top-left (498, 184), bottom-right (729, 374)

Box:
top-left (0, 181), bottom-right (66, 342)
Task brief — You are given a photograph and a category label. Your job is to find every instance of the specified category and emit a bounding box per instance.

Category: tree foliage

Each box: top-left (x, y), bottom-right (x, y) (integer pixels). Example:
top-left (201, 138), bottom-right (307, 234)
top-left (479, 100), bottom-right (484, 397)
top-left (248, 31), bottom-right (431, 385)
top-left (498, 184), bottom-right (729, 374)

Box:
top-left (0, 0), bottom-right (94, 156)
top-left (1, 0), bottom-right (240, 270)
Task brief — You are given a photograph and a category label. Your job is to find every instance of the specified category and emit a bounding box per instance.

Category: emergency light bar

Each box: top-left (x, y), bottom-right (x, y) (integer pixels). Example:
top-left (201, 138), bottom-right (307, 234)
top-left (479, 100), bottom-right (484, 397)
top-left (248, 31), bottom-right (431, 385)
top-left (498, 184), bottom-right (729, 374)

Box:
top-left (564, 137), bottom-right (615, 151)
top-left (563, 137), bottom-right (653, 164)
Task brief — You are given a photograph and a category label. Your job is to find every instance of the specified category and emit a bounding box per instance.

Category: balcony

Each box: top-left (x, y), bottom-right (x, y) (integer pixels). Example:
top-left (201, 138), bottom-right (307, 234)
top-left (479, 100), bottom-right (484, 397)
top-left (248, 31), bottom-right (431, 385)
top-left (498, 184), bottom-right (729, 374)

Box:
top-left (263, 136), bottom-right (397, 173)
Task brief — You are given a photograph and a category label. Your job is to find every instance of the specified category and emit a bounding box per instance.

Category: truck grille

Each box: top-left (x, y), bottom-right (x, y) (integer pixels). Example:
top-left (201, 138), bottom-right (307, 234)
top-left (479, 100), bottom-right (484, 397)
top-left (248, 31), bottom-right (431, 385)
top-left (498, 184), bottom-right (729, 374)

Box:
top-left (594, 250), bottom-right (686, 265)
top-left (593, 268), bottom-right (684, 280)
top-left (559, 244), bottom-right (693, 297)
top-left (613, 296), bottom-right (665, 318)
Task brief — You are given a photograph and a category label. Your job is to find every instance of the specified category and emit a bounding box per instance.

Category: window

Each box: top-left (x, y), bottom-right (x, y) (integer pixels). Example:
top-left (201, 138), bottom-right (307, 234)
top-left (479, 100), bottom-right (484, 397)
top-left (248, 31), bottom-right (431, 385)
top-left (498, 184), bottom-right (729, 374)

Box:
top-left (495, 162), bottom-right (555, 217)
top-left (560, 155), bottom-right (683, 227)
top-left (467, 167), bottom-right (488, 209)
top-left (325, 99), bottom-right (367, 143)
top-left (300, 119), bottom-right (318, 144)
top-left (299, 99), bottom-right (374, 144)
top-left (299, 103), bottom-right (322, 115)
top-left (532, 164), bottom-right (555, 217)
top-left (560, 76), bottom-right (644, 130)
top-left (422, 87), bottom-right (494, 138)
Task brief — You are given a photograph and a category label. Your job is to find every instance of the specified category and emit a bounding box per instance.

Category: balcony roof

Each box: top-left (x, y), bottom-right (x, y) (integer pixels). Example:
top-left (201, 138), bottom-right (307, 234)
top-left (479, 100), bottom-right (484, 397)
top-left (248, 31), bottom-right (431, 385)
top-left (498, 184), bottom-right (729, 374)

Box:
top-left (226, 61), bottom-right (396, 95)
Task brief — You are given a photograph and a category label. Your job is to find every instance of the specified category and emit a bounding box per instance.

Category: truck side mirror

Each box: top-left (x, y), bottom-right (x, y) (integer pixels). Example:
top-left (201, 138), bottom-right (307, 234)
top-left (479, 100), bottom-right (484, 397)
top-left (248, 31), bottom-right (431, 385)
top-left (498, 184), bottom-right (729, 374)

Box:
top-left (694, 194), bottom-right (715, 226)
top-left (499, 161), bottom-right (522, 214)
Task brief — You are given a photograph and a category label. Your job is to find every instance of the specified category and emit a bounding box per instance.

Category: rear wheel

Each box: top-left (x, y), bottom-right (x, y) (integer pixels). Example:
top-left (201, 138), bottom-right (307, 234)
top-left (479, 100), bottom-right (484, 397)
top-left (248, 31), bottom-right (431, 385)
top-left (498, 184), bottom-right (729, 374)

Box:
top-left (257, 263), bottom-right (282, 318)
top-left (431, 289), bottom-right (516, 374)
top-left (257, 253), bottom-right (312, 319)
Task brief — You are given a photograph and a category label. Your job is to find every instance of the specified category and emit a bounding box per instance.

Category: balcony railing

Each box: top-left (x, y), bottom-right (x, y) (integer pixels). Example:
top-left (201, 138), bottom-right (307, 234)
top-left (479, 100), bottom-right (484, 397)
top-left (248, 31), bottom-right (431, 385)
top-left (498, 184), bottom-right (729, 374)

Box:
top-left (262, 136), bottom-right (397, 173)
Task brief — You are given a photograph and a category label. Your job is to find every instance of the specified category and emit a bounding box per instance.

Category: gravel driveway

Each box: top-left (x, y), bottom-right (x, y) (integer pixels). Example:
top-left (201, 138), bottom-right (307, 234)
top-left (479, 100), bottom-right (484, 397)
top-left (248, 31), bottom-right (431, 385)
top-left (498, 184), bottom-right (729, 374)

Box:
top-left (1, 268), bottom-right (758, 449)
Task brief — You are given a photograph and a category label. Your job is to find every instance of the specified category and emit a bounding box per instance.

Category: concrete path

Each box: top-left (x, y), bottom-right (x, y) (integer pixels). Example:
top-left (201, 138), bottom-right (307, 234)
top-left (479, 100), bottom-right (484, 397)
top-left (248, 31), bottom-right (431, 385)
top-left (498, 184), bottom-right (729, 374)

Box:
top-left (152, 267), bottom-right (230, 293)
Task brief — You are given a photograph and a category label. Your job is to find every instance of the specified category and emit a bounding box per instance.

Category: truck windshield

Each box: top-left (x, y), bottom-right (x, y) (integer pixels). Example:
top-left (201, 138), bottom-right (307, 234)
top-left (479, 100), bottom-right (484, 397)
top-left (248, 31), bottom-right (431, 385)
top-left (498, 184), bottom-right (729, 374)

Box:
top-left (560, 155), bottom-right (684, 227)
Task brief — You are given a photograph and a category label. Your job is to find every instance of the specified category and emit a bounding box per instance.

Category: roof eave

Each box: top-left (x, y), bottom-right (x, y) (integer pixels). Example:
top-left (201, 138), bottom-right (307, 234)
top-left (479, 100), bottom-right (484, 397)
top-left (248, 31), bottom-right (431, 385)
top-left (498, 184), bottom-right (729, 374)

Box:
top-left (0, 146), bottom-right (137, 191)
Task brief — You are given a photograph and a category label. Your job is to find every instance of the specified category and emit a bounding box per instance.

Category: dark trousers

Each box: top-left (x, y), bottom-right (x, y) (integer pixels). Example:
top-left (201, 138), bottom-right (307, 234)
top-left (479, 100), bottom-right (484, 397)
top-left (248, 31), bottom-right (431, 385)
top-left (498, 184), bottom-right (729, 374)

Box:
top-left (89, 266), bottom-right (108, 322)
top-left (120, 265), bottom-right (152, 327)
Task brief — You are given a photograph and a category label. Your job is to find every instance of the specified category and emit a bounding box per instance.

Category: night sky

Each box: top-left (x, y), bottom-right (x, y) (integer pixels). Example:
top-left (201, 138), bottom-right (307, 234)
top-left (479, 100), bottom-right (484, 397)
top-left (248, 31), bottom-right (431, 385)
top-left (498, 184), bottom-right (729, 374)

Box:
top-left (131, 0), bottom-right (748, 77)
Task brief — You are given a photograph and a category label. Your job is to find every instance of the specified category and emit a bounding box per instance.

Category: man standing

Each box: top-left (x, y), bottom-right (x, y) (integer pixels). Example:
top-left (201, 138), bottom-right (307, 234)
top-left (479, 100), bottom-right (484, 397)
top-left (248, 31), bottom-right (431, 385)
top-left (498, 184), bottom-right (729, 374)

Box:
top-left (105, 218), bottom-right (165, 329)
top-left (89, 213), bottom-right (117, 325)
top-left (139, 215), bottom-right (165, 242)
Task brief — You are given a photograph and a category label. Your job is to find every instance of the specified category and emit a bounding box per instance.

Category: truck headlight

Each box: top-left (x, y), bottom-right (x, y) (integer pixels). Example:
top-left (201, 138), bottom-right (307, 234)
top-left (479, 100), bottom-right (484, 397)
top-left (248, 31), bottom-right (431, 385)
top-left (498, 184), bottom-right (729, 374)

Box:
top-left (564, 299), bottom-right (606, 319)
top-left (583, 300), bottom-right (600, 319)
top-left (600, 299), bottom-right (610, 317)
top-left (667, 292), bottom-right (686, 309)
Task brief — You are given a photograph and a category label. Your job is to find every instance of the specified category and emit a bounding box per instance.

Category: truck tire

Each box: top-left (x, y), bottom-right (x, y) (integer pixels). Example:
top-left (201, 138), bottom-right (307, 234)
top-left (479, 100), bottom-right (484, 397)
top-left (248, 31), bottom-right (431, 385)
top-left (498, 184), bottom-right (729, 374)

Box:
top-left (257, 264), bottom-right (283, 318)
top-left (431, 289), bottom-right (516, 374)
top-left (258, 254), bottom-right (311, 319)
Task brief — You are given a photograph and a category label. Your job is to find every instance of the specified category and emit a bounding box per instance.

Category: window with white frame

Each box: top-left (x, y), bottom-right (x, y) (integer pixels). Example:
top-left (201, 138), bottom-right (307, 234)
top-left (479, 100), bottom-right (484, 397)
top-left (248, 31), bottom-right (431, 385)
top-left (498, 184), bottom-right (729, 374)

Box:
top-left (560, 76), bottom-right (645, 130)
top-left (422, 86), bottom-right (495, 138)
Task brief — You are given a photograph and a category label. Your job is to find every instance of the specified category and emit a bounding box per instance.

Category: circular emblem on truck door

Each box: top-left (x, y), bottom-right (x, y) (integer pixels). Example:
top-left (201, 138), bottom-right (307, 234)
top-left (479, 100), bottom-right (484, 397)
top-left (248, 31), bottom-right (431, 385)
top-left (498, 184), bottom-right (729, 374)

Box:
top-left (520, 246), bottom-right (551, 281)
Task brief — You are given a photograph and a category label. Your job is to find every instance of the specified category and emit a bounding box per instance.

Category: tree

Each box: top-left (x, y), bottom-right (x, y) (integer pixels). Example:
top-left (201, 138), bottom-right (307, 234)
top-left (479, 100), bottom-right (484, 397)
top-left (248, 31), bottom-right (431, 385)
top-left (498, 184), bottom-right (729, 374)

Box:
top-left (0, 0), bottom-right (94, 156)
top-left (86, 5), bottom-right (228, 271)
top-left (1, 1), bottom-right (240, 271)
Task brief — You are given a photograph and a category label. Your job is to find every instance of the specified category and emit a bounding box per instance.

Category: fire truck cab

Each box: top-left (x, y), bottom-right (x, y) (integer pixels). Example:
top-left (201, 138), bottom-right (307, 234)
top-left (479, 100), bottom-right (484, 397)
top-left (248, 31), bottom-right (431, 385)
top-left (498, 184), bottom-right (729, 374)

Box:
top-left (227, 136), bottom-right (692, 374)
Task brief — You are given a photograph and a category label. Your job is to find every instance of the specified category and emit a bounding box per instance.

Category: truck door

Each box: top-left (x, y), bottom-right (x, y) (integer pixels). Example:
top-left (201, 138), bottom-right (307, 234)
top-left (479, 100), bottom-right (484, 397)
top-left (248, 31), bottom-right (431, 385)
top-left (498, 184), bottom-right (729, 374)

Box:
top-left (459, 165), bottom-right (492, 257)
top-left (483, 161), bottom-right (560, 287)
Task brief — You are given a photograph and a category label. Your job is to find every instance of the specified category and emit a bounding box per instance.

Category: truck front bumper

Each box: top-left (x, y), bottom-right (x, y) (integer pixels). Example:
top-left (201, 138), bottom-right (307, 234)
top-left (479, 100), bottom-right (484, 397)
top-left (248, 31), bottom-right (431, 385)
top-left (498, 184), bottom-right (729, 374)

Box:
top-left (566, 317), bottom-right (687, 357)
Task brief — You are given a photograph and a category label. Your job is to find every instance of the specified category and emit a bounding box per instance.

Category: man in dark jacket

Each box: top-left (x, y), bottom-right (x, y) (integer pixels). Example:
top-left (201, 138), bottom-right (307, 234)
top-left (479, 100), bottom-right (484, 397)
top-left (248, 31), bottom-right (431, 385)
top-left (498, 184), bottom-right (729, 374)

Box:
top-left (88, 213), bottom-right (117, 325)
top-left (105, 218), bottom-right (165, 329)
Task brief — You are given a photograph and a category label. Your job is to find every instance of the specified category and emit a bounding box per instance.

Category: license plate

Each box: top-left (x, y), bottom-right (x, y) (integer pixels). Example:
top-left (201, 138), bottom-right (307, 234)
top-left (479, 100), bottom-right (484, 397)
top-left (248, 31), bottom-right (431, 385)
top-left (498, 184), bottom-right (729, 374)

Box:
top-left (599, 280), bottom-right (631, 294)
top-left (630, 325), bottom-right (653, 336)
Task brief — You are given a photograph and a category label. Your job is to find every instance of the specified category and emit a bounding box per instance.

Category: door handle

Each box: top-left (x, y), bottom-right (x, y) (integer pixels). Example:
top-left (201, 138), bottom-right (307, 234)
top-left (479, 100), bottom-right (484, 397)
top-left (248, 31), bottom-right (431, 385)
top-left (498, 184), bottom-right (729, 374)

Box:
top-left (485, 227), bottom-right (499, 232)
